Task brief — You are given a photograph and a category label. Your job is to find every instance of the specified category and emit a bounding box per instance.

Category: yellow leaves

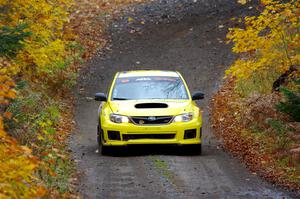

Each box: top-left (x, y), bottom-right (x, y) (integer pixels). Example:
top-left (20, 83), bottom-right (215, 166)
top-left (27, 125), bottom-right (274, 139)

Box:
top-left (128, 17), bottom-right (134, 22)
top-left (261, 0), bottom-right (274, 5)
top-left (19, 39), bottom-right (66, 72)
top-left (226, 0), bottom-right (300, 83)
top-left (0, 72), bottom-right (16, 105)
top-left (238, 0), bottom-right (247, 5)
top-left (0, 0), bottom-right (88, 197)
top-left (0, 58), bottom-right (20, 76)
top-left (6, 89), bottom-right (16, 99)
top-left (283, 8), bottom-right (293, 17)
top-left (0, 1), bottom-right (75, 197)
top-left (20, 146), bottom-right (33, 156)
top-left (0, 117), bottom-right (45, 198)
top-left (225, 59), bottom-right (257, 79)
top-left (1, 0), bottom-right (72, 80)
top-left (0, 83), bottom-right (45, 195)
top-left (0, 117), bottom-right (4, 132)
top-left (38, 134), bottom-right (45, 141)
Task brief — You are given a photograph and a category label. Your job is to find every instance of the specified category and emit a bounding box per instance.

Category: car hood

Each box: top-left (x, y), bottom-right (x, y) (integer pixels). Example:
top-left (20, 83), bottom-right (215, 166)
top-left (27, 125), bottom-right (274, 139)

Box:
top-left (108, 100), bottom-right (192, 116)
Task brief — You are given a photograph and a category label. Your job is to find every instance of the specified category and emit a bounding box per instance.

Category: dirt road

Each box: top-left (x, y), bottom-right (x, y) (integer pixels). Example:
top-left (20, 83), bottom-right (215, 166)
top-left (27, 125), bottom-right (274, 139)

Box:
top-left (71, 0), bottom-right (295, 198)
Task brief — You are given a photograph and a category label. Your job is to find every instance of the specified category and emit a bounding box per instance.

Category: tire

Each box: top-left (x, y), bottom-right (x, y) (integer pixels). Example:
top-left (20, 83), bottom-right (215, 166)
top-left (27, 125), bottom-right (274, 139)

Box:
top-left (186, 144), bottom-right (202, 155)
top-left (97, 125), bottom-right (110, 155)
top-left (193, 144), bottom-right (202, 155)
top-left (100, 145), bottom-right (110, 156)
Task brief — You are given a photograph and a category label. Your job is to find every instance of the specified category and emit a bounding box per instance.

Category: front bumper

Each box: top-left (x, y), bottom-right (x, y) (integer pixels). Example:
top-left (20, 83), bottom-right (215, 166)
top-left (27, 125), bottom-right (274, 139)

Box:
top-left (100, 120), bottom-right (202, 146)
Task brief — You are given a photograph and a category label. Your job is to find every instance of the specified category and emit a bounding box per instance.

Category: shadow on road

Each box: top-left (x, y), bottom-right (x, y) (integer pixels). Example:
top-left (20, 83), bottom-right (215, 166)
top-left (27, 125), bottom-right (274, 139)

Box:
top-left (100, 145), bottom-right (204, 157)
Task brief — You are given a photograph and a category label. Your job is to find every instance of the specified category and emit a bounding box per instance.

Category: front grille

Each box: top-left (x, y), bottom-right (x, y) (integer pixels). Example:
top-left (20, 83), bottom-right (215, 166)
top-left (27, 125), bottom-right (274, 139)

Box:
top-left (130, 116), bottom-right (173, 125)
top-left (123, 134), bottom-right (175, 141)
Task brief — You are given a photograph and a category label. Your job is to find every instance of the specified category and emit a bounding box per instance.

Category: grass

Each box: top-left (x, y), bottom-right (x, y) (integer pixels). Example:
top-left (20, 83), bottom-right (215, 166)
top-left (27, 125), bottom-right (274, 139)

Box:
top-left (235, 69), bottom-right (280, 97)
top-left (149, 156), bottom-right (173, 180)
top-left (40, 153), bottom-right (76, 193)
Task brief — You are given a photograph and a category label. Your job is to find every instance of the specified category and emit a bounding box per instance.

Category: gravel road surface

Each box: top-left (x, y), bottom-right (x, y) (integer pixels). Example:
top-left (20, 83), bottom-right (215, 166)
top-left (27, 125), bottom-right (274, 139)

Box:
top-left (71, 0), bottom-right (296, 198)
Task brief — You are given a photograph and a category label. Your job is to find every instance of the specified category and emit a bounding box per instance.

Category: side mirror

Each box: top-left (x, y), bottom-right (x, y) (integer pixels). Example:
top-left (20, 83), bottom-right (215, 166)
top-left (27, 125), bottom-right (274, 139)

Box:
top-left (192, 91), bottom-right (204, 100)
top-left (95, 93), bottom-right (107, 101)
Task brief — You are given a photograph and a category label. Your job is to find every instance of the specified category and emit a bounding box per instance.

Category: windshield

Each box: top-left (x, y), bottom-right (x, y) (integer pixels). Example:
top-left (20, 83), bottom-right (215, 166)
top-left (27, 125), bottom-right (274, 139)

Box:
top-left (111, 76), bottom-right (189, 100)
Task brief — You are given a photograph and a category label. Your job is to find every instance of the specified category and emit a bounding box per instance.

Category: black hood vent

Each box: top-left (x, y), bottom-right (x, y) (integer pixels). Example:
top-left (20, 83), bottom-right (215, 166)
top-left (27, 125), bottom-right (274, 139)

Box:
top-left (135, 103), bottom-right (168, 109)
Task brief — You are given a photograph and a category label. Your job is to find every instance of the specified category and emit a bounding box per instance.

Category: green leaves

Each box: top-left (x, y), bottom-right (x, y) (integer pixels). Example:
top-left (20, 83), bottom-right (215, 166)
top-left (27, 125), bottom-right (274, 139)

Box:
top-left (276, 85), bottom-right (300, 122)
top-left (0, 24), bottom-right (32, 57)
top-left (266, 119), bottom-right (286, 136)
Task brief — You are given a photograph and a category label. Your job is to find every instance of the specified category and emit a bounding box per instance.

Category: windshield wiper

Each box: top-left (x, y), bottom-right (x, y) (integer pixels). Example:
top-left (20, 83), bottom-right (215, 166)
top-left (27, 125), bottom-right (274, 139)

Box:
top-left (113, 97), bottom-right (129, 100)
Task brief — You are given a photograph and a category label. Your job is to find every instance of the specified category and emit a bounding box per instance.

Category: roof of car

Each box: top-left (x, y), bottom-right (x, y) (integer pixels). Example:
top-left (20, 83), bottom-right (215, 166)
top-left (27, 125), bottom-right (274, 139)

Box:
top-left (118, 70), bottom-right (180, 78)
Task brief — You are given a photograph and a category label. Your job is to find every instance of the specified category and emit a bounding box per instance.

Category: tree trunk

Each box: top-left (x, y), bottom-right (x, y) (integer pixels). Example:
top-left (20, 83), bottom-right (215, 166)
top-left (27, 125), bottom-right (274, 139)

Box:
top-left (272, 65), bottom-right (298, 91)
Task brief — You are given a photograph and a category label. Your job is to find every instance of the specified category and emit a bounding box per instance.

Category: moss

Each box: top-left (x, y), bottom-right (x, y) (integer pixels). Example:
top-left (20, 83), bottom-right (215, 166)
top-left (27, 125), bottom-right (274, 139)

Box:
top-left (149, 156), bottom-right (173, 181)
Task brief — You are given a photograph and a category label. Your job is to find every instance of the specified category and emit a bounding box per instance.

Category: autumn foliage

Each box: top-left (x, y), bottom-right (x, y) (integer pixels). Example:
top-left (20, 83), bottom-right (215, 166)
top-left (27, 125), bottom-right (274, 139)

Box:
top-left (0, 0), bottom-right (75, 196)
top-left (0, 124), bottom-right (45, 198)
top-left (0, 0), bottom-right (144, 197)
top-left (0, 0), bottom-right (72, 76)
top-left (226, 0), bottom-right (299, 82)
top-left (0, 75), bottom-right (45, 197)
top-left (212, 0), bottom-right (300, 191)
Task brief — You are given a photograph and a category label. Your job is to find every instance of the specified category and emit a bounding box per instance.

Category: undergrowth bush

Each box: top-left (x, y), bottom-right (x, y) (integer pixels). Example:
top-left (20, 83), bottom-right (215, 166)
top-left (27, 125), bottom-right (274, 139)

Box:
top-left (235, 69), bottom-right (281, 97)
top-left (6, 83), bottom-right (58, 141)
top-left (266, 119), bottom-right (290, 149)
top-left (5, 82), bottom-right (77, 193)
top-left (0, 75), bottom-right (46, 197)
top-left (276, 80), bottom-right (300, 122)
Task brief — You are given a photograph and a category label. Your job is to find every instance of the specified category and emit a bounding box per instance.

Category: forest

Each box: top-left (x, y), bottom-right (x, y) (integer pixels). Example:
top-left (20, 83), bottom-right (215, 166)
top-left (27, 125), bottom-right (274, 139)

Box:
top-left (0, 0), bottom-right (299, 197)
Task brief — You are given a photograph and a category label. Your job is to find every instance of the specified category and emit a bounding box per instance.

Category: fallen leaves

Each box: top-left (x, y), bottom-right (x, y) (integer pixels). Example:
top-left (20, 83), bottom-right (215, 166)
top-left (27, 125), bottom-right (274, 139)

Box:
top-left (211, 78), bottom-right (300, 192)
top-left (238, 0), bottom-right (247, 5)
top-left (128, 17), bottom-right (134, 22)
top-left (68, 0), bottom-right (144, 60)
top-left (0, 117), bottom-right (46, 198)
top-left (3, 112), bottom-right (12, 119)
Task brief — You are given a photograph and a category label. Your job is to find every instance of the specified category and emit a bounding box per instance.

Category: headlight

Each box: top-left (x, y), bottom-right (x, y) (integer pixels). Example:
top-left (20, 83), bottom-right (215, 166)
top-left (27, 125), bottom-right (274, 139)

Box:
top-left (110, 114), bottom-right (129, 123)
top-left (173, 112), bottom-right (193, 122)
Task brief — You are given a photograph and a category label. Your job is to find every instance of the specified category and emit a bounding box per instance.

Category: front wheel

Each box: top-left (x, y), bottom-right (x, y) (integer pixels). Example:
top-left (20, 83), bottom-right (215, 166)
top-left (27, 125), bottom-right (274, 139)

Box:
top-left (192, 144), bottom-right (202, 155)
top-left (97, 125), bottom-right (110, 155)
top-left (183, 144), bottom-right (202, 155)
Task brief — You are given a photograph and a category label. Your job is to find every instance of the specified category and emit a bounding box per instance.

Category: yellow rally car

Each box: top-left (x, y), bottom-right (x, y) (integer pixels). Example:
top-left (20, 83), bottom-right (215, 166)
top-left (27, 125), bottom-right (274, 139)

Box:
top-left (95, 70), bottom-right (204, 155)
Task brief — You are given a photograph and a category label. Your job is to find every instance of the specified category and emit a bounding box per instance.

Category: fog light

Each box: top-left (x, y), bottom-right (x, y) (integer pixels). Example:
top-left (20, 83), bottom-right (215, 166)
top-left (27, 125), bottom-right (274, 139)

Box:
top-left (184, 129), bottom-right (196, 139)
top-left (107, 131), bottom-right (121, 140)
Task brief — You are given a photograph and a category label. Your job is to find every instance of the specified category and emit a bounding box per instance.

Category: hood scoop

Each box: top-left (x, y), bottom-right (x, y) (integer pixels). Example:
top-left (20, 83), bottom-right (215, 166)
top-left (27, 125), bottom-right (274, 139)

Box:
top-left (135, 103), bottom-right (168, 109)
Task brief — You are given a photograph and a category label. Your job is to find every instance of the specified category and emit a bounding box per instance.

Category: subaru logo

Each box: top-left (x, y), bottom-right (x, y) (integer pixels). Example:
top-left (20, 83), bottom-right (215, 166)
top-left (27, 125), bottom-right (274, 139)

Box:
top-left (148, 116), bottom-right (156, 121)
